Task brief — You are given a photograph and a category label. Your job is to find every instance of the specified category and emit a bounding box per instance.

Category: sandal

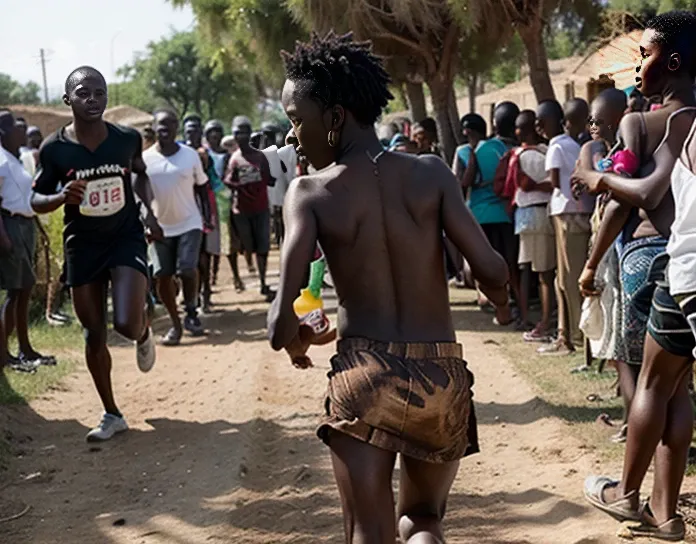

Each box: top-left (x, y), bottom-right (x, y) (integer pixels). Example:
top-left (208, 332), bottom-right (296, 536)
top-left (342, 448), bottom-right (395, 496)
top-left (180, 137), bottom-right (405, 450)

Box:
top-left (523, 324), bottom-right (552, 343)
top-left (21, 353), bottom-right (57, 366)
top-left (583, 476), bottom-right (642, 522)
top-left (620, 504), bottom-right (685, 541)
top-left (234, 278), bottom-right (245, 293)
top-left (161, 328), bottom-right (182, 347)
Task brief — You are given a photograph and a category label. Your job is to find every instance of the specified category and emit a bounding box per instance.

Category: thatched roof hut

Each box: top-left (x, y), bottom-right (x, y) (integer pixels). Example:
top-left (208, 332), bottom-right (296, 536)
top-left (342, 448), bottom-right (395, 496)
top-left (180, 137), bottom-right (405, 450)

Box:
top-left (102, 105), bottom-right (153, 130)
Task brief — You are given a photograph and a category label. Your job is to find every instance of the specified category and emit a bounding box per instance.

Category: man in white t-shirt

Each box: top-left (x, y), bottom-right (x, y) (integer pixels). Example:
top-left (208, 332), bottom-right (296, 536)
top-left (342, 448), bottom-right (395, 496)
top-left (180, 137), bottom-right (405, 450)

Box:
top-left (536, 100), bottom-right (594, 355)
top-left (143, 109), bottom-right (211, 346)
top-left (0, 110), bottom-right (55, 372)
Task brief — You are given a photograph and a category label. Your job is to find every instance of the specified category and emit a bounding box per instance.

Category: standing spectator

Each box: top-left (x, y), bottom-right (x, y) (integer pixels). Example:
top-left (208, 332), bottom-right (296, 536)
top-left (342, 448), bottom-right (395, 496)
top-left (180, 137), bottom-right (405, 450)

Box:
top-left (412, 117), bottom-right (442, 158)
top-left (0, 110), bottom-right (55, 371)
top-left (462, 103), bottom-right (520, 323)
top-left (564, 98), bottom-right (591, 145)
top-left (504, 110), bottom-right (556, 341)
top-left (225, 116), bottom-right (276, 302)
top-left (536, 100), bottom-right (593, 355)
top-left (143, 109), bottom-right (211, 346)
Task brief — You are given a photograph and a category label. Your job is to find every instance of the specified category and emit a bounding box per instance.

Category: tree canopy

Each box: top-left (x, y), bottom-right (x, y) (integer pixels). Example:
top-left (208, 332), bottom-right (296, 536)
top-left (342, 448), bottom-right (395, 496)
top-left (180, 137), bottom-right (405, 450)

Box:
top-left (112, 30), bottom-right (255, 123)
top-left (0, 74), bottom-right (42, 105)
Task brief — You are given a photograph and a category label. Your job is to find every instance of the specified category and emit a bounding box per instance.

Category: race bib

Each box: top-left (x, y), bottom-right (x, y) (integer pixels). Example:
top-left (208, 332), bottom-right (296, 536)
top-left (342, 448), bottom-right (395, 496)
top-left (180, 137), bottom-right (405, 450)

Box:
top-left (80, 176), bottom-right (125, 217)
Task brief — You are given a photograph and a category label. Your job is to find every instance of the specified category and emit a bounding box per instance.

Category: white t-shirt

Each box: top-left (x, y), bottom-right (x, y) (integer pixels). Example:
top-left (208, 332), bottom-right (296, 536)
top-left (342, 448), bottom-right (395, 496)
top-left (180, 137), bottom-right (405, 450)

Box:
top-left (515, 145), bottom-right (550, 208)
top-left (143, 144), bottom-right (207, 237)
top-left (0, 147), bottom-right (34, 217)
top-left (546, 134), bottom-right (593, 216)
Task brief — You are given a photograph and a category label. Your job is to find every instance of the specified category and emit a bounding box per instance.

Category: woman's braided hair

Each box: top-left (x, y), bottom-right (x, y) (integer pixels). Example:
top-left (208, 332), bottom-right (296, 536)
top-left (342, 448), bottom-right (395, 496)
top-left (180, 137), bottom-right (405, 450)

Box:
top-left (282, 31), bottom-right (393, 127)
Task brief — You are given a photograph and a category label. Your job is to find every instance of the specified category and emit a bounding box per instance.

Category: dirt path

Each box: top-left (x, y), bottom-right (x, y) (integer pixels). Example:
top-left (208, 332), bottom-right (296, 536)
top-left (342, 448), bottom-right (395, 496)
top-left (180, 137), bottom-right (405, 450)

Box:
top-left (1, 264), bottom-right (638, 543)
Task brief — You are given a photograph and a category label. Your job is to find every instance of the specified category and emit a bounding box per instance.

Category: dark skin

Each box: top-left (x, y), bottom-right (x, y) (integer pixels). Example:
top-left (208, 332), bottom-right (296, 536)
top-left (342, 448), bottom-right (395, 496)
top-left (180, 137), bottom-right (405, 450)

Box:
top-left (563, 99), bottom-right (589, 142)
top-left (0, 114), bottom-right (49, 363)
top-left (224, 124), bottom-right (275, 295)
top-left (514, 114), bottom-right (555, 334)
top-left (152, 111), bottom-right (210, 336)
top-left (460, 127), bottom-right (516, 325)
top-left (30, 73), bottom-right (161, 416)
top-left (574, 28), bottom-right (696, 291)
top-left (27, 130), bottom-right (43, 150)
top-left (186, 122), bottom-right (216, 308)
top-left (573, 31), bottom-right (696, 527)
top-left (269, 78), bottom-right (509, 542)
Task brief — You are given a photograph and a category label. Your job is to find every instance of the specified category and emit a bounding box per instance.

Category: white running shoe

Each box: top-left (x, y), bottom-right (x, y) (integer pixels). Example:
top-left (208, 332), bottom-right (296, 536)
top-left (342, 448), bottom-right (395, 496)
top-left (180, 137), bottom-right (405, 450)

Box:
top-left (136, 327), bottom-right (156, 373)
top-left (85, 413), bottom-right (128, 442)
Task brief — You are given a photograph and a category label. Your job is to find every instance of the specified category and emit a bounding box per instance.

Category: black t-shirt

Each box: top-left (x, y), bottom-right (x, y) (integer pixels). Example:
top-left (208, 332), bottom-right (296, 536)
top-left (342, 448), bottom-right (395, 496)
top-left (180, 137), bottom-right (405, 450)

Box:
top-left (33, 122), bottom-right (144, 243)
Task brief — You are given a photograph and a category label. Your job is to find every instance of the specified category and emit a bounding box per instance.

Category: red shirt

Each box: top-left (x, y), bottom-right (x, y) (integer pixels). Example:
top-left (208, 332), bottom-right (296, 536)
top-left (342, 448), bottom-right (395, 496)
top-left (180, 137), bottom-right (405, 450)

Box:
top-left (226, 150), bottom-right (270, 214)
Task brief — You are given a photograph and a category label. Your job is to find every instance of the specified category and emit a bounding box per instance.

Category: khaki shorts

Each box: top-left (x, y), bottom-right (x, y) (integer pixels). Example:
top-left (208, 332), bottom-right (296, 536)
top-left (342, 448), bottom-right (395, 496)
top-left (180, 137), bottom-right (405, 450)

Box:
top-left (518, 232), bottom-right (556, 272)
top-left (318, 337), bottom-right (479, 464)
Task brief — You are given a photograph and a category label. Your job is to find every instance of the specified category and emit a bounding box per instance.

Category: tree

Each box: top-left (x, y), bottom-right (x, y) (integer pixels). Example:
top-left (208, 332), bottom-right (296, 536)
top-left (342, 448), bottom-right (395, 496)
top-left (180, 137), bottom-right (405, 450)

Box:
top-left (452, 0), bottom-right (603, 102)
top-left (117, 31), bottom-right (255, 122)
top-left (0, 74), bottom-right (42, 105)
top-left (288, 0), bottom-right (463, 163)
top-left (169, 0), bottom-right (306, 92)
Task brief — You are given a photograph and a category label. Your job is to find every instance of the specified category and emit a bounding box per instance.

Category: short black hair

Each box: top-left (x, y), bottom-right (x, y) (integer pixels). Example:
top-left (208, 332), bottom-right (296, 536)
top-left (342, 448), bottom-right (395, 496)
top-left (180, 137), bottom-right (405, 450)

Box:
top-left (515, 110), bottom-right (536, 130)
top-left (204, 119), bottom-right (224, 135)
top-left (461, 113), bottom-right (486, 137)
top-left (494, 101), bottom-right (520, 137)
top-left (0, 110), bottom-right (14, 138)
top-left (593, 88), bottom-right (628, 115)
top-left (232, 115), bottom-right (252, 131)
top-left (65, 66), bottom-right (106, 95)
top-left (564, 98), bottom-right (589, 124)
top-left (647, 11), bottom-right (696, 77)
top-left (183, 113), bottom-right (202, 126)
top-left (282, 30), bottom-right (393, 127)
top-left (153, 107), bottom-right (178, 120)
top-left (537, 99), bottom-right (564, 122)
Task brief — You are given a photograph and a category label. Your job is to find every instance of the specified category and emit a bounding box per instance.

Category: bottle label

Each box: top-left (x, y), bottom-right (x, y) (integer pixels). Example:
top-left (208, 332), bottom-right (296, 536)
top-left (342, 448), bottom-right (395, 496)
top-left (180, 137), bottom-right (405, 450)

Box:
top-left (300, 309), bottom-right (329, 335)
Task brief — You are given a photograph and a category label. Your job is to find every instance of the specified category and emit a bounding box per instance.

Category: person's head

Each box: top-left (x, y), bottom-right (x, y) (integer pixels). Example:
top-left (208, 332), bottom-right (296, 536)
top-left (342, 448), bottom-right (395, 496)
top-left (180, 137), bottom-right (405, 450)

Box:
top-left (627, 89), bottom-right (646, 113)
top-left (184, 120), bottom-right (203, 148)
top-left (183, 113), bottom-right (202, 128)
top-left (460, 113), bottom-right (486, 147)
top-left (281, 30), bottom-right (393, 169)
top-left (26, 126), bottom-right (43, 149)
top-left (232, 116), bottom-right (252, 149)
top-left (636, 11), bottom-right (696, 98)
top-left (563, 98), bottom-right (589, 140)
top-left (141, 126), bottom-right (155, 149)
top-left (0, 110), bottom-right (24, 155)
top-left (261, 122), bottom-right (279, 149)
top-left (589, 88), bottom-right (627, 143)
top-left (14, 117), bottom-right (28, 148)
top-left (494, 101), bottom-right (520, 139)
top-left (412, 118), bottom-right (438, 152)
top-left (250, 131), bottom-right (263, 149)
top-left (536, 100), bottom-right (564, 140)
top-left (63, 66), bottom-right (108, 123)
top-left (152, 109), bottom-right (179, 147)
top-left (514, 110), bottom-right (538, 144)
top-left (204, 120), bottom-right (224, 150)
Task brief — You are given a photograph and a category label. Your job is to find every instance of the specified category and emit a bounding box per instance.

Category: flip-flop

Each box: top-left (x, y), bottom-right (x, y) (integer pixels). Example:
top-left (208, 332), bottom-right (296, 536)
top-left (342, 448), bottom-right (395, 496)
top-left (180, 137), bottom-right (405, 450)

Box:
top-left (161, 328), bottom-right (182, 347)
top-left (621, 505), bottom-right (685, 541)
top-left (22, 354), bottom-right (57, 366)
top-left (583, 476), bottom-right (642, 522)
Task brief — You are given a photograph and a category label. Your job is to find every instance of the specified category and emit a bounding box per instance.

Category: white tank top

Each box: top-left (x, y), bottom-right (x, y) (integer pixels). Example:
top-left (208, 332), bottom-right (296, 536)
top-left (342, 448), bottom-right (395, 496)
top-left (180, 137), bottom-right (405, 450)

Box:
top-left (667, 120), bottom-right (696, 295)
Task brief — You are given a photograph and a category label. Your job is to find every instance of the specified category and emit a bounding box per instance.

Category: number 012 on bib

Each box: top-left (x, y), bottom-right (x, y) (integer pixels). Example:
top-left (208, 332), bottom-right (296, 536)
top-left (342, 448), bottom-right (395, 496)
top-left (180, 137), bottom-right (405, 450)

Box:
top-left (80, 176), bottom-right (126, 217)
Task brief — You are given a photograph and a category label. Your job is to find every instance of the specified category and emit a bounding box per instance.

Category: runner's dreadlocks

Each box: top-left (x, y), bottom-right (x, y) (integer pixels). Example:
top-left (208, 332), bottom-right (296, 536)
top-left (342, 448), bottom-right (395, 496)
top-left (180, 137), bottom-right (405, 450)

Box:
top-left (281, 31), bottom-right (393, 127)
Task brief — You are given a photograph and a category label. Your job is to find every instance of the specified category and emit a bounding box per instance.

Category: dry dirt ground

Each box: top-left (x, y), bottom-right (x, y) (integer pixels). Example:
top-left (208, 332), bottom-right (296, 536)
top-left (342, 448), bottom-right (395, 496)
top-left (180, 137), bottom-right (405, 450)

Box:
top-left (1, 262), bottom-right (692, 543)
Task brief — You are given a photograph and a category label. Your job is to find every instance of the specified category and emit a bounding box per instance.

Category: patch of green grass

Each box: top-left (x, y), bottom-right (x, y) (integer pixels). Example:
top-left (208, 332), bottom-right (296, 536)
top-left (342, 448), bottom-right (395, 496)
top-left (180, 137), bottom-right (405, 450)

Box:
top-left (1, 321), bottom-right (82, 405)
top-left (496, 331), bottom-right (626, 460)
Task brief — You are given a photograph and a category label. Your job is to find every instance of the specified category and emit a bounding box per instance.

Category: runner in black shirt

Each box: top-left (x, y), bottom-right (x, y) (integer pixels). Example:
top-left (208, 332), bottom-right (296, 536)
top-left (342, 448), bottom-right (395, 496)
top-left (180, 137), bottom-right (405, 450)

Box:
top-left (31, 66), bottom-right (163, 442)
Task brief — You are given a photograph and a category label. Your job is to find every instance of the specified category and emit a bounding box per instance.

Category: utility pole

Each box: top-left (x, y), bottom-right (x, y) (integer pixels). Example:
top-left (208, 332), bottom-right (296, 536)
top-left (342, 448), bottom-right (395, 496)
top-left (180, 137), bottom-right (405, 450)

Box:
top-left (40, 49), bottom-right (49, 104)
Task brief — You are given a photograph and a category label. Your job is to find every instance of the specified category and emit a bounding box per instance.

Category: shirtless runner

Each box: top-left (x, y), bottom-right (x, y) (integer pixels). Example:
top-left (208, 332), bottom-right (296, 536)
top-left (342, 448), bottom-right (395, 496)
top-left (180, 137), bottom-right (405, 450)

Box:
top-left (31, 66), bottom-right (162, 442)
top-left (268, 32), bottom-right (509, 543)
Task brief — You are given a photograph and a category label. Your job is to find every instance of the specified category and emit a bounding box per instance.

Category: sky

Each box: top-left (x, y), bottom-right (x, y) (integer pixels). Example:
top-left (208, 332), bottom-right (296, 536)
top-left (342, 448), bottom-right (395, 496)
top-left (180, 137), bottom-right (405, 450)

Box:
top-left (0, 0), bottom-right (196, 100)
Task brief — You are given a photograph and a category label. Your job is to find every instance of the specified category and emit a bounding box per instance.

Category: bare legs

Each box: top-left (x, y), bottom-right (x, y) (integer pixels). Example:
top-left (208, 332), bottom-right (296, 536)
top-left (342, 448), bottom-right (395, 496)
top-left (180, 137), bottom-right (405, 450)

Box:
top-left (3, 287), bottom-right (41, 359)
top-left (227, 252), bottom-right (245, 291)
top-left (615, 361), bottom-right (639, 425)
top-left (604, 335), bottom-right (692, 524)
top-left (199, 250), bottom-right (212, 310)
top-left (329, 431), bottom-right (458, 543)
top-left (72, 267), bottom-right (148, 416)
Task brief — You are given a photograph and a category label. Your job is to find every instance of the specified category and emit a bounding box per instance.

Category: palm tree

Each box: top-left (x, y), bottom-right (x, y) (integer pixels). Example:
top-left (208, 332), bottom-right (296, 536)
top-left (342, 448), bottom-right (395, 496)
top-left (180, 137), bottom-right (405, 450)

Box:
top-left (287, 0), bottom-right (463, 163)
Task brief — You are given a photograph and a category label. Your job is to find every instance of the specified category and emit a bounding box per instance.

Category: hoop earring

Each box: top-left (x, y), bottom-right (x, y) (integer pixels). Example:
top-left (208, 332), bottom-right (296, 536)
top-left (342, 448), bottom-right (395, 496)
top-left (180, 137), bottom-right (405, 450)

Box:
top-left (328, 130), bottom-right (338, 148)
top-left (668, 54), bottom-right (680, 71)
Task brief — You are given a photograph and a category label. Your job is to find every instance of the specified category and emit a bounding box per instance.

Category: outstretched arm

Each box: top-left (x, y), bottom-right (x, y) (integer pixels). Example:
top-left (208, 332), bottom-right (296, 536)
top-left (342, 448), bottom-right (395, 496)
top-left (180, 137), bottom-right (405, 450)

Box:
top-left (267, 177), bottom-right (318, 351)
top-left (434, 156), bottom-right (508, 305)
